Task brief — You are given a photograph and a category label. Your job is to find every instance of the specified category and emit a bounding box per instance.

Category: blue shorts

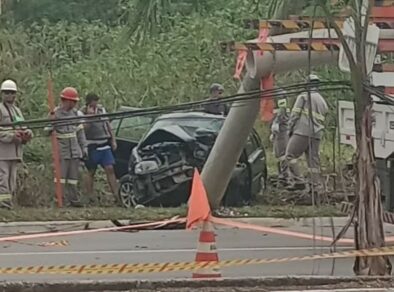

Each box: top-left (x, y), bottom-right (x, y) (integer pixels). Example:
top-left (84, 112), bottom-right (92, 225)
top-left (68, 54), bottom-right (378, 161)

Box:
top-left (85, 146), bottom-right (115, 171)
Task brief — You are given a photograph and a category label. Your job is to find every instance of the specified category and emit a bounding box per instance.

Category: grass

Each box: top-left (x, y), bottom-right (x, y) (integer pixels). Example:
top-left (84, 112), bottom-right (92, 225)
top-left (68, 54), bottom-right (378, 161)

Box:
top-left (253, 121), bottom-right (355, 177)
top-left (9, 119), bottom-right (352, 223)
top-left (0, 205), bottom-right (344, 222)
top-left (236, 204), bottom-right (343, 219)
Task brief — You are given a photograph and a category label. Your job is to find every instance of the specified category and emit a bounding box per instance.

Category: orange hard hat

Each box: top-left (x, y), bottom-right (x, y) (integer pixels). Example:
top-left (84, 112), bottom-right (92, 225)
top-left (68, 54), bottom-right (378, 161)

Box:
top-left (60, 87), bottom-right (79, 101)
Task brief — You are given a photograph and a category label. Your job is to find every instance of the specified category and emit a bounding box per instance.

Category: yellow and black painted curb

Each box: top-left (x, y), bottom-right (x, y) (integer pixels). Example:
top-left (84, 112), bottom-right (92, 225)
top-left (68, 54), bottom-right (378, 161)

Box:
top-left (339, 201), bottom-right (394, 225)
top-left (374, 0), bottom-right (394, 6)
top-left (243, 19), bottom-right (394, 30)
top-left (221, 41), bottom-right (340, 53)
top-left (8, 240), bottom-right (69, 248)
top-left (1, 245), bottom-right (394, 275)
top-left (260, 20), bottom-right (344, 30)
top-left (37, 240), bottom-right (69, 247)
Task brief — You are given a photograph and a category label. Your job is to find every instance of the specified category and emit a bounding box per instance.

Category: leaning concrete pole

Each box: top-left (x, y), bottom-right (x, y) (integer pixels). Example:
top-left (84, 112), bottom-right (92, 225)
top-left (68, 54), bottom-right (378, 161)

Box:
top-left (201, 29), bottom-right (339, 209)
top-left (201, 71), bottom-right (260, 209)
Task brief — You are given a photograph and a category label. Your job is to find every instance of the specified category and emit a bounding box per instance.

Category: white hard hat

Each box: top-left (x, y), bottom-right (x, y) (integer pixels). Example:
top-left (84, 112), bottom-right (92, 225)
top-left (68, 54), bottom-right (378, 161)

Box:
top-left (1, 80), bottom-right (17, 92)
top-left (277, 88), bottom-right (287, 98)
top-left (308, 74), bottom-right (320, 82)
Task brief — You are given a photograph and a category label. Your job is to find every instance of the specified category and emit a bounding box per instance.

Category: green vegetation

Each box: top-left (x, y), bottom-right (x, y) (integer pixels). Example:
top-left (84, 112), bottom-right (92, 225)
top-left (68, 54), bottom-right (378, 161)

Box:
top-left (0, 0), bottom-right (354, 210)
top-left (0, 205), bottom-right (343, 222)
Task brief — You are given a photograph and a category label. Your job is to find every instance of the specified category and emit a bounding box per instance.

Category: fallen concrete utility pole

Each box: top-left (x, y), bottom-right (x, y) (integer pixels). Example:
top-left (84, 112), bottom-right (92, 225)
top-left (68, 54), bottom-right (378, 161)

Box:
top-left (201, 25), bottom-right (394, 209)
top-left (201, 29), bottom-right (340, 209)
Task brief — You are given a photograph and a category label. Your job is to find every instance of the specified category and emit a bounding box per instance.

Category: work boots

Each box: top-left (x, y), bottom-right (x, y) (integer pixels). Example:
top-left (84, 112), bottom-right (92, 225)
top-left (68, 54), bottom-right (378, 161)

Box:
top-left (0, 200), bottom-right (12, 210)
top-left (286, 181), bottom-right (306, 191)
top-left (64, 199), bottom-right (84, 208)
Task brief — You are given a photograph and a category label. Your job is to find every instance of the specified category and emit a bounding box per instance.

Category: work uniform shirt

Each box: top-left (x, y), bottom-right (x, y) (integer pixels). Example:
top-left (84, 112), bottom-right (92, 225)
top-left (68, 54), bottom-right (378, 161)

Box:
top-left (203, 99), bottom-right (229, 116)
top-left (45, 107), bottom-right (87, 159)
top-left (271, 104), bottom-right (290, 163)
top-left (271, 107), bottom-right (290, 139)
top-left (289, 90), bottom-right (328, 139)
top-left (0, 102), bottom-right (29, 161)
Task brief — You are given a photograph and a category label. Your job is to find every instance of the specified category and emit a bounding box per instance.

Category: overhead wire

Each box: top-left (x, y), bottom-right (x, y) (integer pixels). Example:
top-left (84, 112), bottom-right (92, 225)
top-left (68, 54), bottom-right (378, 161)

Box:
top-left (306, 4), bottom-right (320, 275)
top-left (29, 121), bottom-right (155, 139)
top-left (29, 81), bottom-right (350, 124)
top-left (1, 81), bottom-right (351, 132)
top-left (363, 84), bottom-right (394, 105)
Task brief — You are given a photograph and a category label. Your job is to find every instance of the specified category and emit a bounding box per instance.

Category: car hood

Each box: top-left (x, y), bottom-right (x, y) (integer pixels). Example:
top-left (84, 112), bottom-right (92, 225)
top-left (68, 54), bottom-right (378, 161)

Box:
top-left (138, 125), bottom-right (195, 148)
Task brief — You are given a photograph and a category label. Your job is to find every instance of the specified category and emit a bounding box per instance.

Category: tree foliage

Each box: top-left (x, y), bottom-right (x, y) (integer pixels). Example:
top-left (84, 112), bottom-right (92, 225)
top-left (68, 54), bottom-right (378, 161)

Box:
top-left (0, 0), bottom-right (279, 117)
top-left (1, 0), bottom-right (124, 24)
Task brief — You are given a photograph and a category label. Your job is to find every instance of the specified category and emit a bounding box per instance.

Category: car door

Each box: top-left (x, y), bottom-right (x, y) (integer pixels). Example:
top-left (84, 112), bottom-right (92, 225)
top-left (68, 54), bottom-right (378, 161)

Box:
top-left (245, 130), bottom-right (267, 197)
top-left (111, 114), bottom-right (156, 179)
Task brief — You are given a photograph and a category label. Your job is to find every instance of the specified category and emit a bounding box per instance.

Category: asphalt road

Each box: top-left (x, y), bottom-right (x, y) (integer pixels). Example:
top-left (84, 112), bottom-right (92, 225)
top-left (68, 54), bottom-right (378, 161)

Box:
top-left (1, 220), bottom-right (391, 283)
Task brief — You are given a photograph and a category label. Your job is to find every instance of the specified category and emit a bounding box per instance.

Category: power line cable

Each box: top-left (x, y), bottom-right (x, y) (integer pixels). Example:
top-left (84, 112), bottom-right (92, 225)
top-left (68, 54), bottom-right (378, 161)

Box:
top-left (306, 4), bottom-right (319, 275)
top-left (1, 81), bottom-right (351, 131)
top-left (22, 86), bottom-right (351, 131)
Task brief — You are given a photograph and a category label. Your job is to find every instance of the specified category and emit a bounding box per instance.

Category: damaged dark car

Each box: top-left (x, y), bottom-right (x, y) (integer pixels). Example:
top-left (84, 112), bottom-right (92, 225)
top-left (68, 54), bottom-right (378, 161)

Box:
top-left (112, 110), bottom-right (267, 208)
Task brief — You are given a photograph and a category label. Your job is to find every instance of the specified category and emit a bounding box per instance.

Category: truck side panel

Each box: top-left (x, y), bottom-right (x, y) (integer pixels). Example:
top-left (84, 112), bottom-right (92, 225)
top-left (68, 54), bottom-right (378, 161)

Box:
top-left (338, 100), bottom-right (394, 159)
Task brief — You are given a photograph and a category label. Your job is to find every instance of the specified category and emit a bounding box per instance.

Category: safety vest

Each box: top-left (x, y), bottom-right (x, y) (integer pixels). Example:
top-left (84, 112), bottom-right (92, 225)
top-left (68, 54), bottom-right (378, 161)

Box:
top-left (0, 103), bottom-right (25, 160)
top-left (45, 106), bottom-right (87, 159)
top-left (289, 91), bottom-right (328, 139)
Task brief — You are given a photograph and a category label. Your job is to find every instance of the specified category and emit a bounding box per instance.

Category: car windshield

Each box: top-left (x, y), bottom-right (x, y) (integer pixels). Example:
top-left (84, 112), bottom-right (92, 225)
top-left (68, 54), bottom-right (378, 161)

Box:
top-left (150, 117), bottom-right (224, 134)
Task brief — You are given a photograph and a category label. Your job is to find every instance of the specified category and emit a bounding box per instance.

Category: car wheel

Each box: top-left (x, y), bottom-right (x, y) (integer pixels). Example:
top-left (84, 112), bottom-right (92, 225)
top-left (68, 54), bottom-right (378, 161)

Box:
top-left (118, 176), bottom-right (138, 208)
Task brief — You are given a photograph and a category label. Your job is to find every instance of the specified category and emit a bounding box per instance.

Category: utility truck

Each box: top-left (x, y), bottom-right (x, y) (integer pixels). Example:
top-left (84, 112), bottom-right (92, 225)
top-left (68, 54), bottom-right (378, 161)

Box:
top-left (338, 70), bottom-right (394, 211)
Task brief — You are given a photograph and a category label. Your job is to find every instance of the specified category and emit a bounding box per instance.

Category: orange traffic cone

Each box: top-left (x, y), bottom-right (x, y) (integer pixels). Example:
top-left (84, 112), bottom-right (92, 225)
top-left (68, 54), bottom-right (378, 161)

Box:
top-left (186, 169), bottom-right (211, 230)
top-left (192, 220), bottom-right (221, 279)
top-left (186, 169), bottom-right (221, 278)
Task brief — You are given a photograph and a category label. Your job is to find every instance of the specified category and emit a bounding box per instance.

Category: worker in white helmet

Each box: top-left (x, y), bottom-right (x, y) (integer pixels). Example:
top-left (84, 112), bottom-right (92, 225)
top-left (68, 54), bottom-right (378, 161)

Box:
top-left (0, 79), bottom-right (33, 209)
top-left (285, 74), bottom-right (328, 191)
top-left (269, 89), bottom-right (290, 185)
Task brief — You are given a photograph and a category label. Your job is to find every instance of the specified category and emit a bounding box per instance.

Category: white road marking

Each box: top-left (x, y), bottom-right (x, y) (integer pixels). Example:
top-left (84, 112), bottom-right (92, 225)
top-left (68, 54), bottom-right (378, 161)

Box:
top-left (0, 246), bottom-right (348, 256)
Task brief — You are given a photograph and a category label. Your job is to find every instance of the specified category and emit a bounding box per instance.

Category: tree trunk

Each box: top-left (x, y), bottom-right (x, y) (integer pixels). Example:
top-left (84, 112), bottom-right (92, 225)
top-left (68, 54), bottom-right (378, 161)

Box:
top-left (352, 89), bottom-right (392, 275)
top-left (349, 0), bottom-right (392, 275)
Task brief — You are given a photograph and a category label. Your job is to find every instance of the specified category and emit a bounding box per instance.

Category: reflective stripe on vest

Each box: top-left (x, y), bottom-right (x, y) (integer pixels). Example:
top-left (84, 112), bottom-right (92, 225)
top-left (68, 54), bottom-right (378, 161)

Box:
top-left (292, 107), bottom-right (325, 122)
top-left (277, 98), bottom-right (287, 108)
top-left (0, 194), bottom-right (11, 201)
top-left (0, 103), bottom-right (24, 131)
top-left (54, 178), bottom-right (78, 185)
top-left (0, 126), bottom-right (15, 133)
top-left (55, 122), bottom-right (83, 139)
top-left (56, 133), bottom-right (77, 139)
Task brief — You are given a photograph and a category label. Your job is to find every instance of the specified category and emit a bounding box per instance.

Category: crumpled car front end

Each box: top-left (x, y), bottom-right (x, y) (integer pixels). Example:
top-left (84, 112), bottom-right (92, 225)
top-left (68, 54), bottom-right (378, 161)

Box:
top-left (128, 126), bottom-right (211, 206)
top-left (117, 112), bottom-right (266, 208)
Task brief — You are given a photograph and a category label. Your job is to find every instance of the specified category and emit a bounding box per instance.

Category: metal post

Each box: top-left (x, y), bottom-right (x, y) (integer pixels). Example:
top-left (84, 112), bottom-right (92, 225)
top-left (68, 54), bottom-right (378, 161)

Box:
top-left (47, 73), bottom-right (64, 208)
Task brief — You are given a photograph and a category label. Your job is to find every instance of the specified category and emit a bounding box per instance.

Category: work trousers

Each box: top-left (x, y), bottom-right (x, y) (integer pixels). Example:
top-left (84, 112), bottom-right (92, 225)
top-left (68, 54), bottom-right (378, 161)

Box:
top-left (55, 158), bottom-right (81, 206)
top-left (0, 160), bottom-right (18, 208)
top-left (273, 133), bottom-right (289, 180)
top-left (285, 134), bottom-right (321, 186)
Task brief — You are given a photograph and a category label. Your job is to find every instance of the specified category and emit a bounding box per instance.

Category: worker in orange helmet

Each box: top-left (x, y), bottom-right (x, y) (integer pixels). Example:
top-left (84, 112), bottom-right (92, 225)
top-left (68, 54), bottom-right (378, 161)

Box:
top-left (44, 87), bottom-right (87, 207)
